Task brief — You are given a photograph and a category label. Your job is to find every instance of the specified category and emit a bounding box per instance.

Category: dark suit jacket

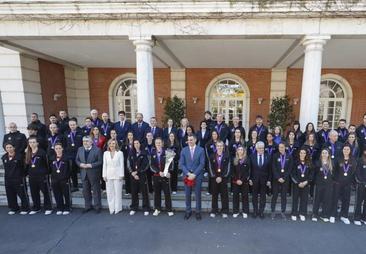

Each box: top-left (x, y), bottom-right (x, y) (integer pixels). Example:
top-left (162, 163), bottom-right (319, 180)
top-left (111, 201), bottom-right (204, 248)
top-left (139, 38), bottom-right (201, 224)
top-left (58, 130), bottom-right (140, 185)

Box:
top-left (131, 121), bottom-right (149, 142)
top-left (146, 126), bottom-right (163, 139)
top-left (75, 145), bottom-right (103, 181)
top-left (196, 130), bottom-right (210, 148)
top-left (114, 120), bottom-right (131, 142)
top-left (249, 153), bottom-right (271, 181)
top-left (179, 146), bottom-right (205, 177)
top-left (162, 127), bottom-right (177, 141)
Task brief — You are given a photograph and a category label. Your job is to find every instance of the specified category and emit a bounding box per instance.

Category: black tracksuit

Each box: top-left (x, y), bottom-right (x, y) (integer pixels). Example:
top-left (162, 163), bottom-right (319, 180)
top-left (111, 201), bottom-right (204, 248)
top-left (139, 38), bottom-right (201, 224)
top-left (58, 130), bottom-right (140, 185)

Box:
top-left (27, 149), bottom-right (52, 211)
top-left (312, 161), bottom-right (334, 218)
top-left (208, 152), bottom-right (231, 214)
top-left (121, 142), bottom-right (134, 194)
top-left (231, 157), bottom-right (250, 214)
top-left (271, 153), bottom-right (293, 213)
top-left (354, 157), bottom-right (366, 221)
top-left (64, 129), bottom-right (83, 189)
top-left (291, 161), bottom-right (314, 216)
top-left (331, 157), bottom-right (356, 218)
top-left (150, 150), bottom-right (173, 212)
top-left (144, 143), bottom-right (155, 193)
top-left (46, 134), bottom-right (65, 161)
top-left (128, 151), bottom-right (150, 212)
top-left (165, 143), bottom-right (180, 192)
top-left (50, 156), bottom-right (71, 212)
top-left (1, 153), bottom-right (29, 212)
top-left (2, 131), bottom-right (27, 154)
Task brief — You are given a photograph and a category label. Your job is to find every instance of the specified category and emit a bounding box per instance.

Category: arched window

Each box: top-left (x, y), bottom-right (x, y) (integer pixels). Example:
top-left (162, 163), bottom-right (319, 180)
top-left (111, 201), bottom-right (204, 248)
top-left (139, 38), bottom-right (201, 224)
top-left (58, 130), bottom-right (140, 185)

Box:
top-left (110, 76), bottom-right (137, 122)
top-left (206, 74), bottom-right (250, 130)
top-left (317, 76), bottom-right (352, 129)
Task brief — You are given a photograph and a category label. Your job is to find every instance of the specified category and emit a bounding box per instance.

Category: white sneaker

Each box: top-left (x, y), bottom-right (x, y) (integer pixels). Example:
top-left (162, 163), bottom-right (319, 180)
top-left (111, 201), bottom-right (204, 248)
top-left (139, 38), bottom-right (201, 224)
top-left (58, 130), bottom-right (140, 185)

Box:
top-left (312, 217), bottom-right (318, 222)
top-left (329, 217), bottom-right (335, 223)
top-left (172, 192), bottom-right (177, 195)
top-left (291, 216), bottom-right (297, 221)
top-left (300, 215), bottom-right (306, 221)
top-left (20, 211), bottom-right (28, 215)
top-left (233, 213), bottom-right (239, 218)
top-left (124, 193), bottom-right (130, 196)
top-left (153, 209), bottom-right (160, 216)
top-left (144, 211), bottom-right (149, 216)
top-left (242, 213), bottom-right (248, 219)
top-left (62, 211), bottom-right (70, 215)
top-left (206, 192), bottom-right (211, 196)
top-left (29, 210), bottom-right (40, 215)
top-left (222, 213), bottom-right (228, 219)
top-left (340, 217), bottom-right (350, 225)
top-left (45, 210), bottom-right (52, 215)
top-left (210, 213), bottom-right (216, 218)
top-left (8, 211), bottom-right (16, 215)
top-left (361, 219), bottom-right (366, 225)
top-left (167, 212), bottom-right (174, 217)
top-left (354, 221), bottom-right (362, 226)
top-left (56, 211), bottom-right (63, 215)
top-left (320, 217), bottom-right (330, 223)
top-left (129, 210), bottom-right (136, 216)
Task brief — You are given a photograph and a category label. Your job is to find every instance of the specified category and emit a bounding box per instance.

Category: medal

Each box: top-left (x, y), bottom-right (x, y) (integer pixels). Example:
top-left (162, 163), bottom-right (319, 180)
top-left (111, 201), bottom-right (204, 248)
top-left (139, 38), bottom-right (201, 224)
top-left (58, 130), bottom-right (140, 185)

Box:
top-left (218, 168), bottom-right (221, 173)
top-left (343, 162), bottom-right (350, 177)
top-left (54, 160), bottom-right (63, 174)
top-left (49, 135), bottom-right (58, 150)
top-left (57, 170), bottom-right (60, 173)
top-left (300, 163), bottom-right (307, 178)
top-left (8, 137), bottom-right (11, 140)
top-left (216, 154), bottom-right (222, 173)
top-left (281, 169), bottom-right (284, 173)
top-left (324, 176), bottom-right (327, 180)
top-left (32, 164), bottom-right (35, 168)
top-left (31, 155), bottom-right (37, 168)
top-left (344, 173), bottom-right (348, 176)
top-left (280, 154), bottom-right (286, 173)
top-left (70, 131), bottom-right (76, 147)
top-left (71, 143), bottom-right (75, 147)
top-left (331, 155), bottom-right (334, 159)
top-left (322, 165), bottom-right (329, 180)
top-left (301, 174), bottom-right (305, 178)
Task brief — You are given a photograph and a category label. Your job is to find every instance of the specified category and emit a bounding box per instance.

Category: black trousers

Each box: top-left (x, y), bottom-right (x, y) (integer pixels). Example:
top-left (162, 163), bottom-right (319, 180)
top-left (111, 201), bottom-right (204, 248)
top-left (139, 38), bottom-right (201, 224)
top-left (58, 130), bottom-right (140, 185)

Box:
top-left (130, 175), bottom-right (150, 212)
top-left (153, 175), bottom-right (172, 212)
top-left (232, 182), bottom-right (249, 214)
top-left (29, 176), bottom-right (52, 211)
top-left (5, 178), bottom-right (29, 212)
top-left (170, 163), bottom-right (178, 192)
top-left (52, 179), bottom-right (71, 211)
top-left (271, 181), bottom-right (289, 213)
top-left (354, 183), bottom-right (366, 221)
top-left (147, 170), bottom-right (153, 193)
top-left (252, 177), bottom-right (267, 215)
top-left (331, 183), bottom-right (351, 218)
top-left (313, 183), bottom-right (333, 218)
top-left (124, 161), bottom-right (131, 194)
top-left (69, 159), bottom-right (79, 189)
top-left (210, 178), bottom-right (229, 214)
top-left (292, 184), bottom-right (310, 216)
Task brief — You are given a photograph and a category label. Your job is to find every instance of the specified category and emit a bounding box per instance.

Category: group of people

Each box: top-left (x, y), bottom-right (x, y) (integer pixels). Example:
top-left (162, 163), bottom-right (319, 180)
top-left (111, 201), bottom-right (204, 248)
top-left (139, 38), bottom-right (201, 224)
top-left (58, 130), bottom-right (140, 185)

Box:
top-left (2, 109), bottom-right (366, 226)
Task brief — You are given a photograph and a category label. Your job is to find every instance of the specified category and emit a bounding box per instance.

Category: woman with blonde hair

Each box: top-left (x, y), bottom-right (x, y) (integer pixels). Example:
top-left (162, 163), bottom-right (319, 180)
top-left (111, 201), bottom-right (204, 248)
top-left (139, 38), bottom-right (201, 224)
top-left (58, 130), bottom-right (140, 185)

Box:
top-left (232, 145), bottom-right (250, 219)
top-left (102, 139), bottom-right (124, 214)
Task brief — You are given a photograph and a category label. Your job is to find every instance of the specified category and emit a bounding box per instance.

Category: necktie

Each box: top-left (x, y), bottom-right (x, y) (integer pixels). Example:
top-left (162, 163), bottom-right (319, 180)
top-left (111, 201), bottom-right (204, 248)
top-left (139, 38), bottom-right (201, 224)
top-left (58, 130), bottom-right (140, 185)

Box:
top-left (259, 155), bottom-right (263, 167)
top-left (121, 121), bottom-right (124, 128)
top-left (190, 148), bottom-right (194, 160)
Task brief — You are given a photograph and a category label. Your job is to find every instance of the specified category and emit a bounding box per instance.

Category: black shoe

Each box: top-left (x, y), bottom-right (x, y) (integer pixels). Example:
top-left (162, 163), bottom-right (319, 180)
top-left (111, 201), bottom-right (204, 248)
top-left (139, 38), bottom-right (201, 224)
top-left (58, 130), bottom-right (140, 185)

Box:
top-left (82, 208), bottom-right (92, 214)
top-left (252, 213), bottom-right (258, 219)
top-left (184, 212), bottom-right (192, 220)
top-left (259, 213), bottom-right (265, 219)
top-left (95, 208), bottom-right (101, 214)
top-left (196, 213), bottom-right (202, 221)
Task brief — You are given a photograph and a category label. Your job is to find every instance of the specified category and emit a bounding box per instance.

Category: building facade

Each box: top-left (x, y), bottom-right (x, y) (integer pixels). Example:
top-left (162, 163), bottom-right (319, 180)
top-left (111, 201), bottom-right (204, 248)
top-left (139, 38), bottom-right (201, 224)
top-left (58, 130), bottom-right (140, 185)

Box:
top-left (0, 0), bottom-right (365, 137)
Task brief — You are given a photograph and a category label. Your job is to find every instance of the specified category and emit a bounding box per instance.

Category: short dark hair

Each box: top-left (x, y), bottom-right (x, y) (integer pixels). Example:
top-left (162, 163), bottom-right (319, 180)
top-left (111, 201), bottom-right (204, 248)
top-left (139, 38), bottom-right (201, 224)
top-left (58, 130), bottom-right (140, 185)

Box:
top-left (69, 117), bottom-right (78, 123)
top-left (118, 111), bottom-right (126, 116)
top-left (339, 119), bottom-right (346, 123)
top-left (204, 111), bottom-right (212, 116)
top-left (256, 115), bottom-right (263, 119)
top-left (322, 120), bottom-right (329, 124)
top-left (27, 123), bottom-right (38, 131)
top-left (49, 114), bottom-right (57, 118)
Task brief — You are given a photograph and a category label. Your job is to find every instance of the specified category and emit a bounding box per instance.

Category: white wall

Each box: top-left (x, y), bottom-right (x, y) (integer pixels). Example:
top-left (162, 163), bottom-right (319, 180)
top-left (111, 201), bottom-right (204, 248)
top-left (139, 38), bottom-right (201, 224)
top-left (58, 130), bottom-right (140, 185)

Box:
top-left (65, 67), bottom-right (90, 123)
top-left (0, 47), bottom-right (43, 135)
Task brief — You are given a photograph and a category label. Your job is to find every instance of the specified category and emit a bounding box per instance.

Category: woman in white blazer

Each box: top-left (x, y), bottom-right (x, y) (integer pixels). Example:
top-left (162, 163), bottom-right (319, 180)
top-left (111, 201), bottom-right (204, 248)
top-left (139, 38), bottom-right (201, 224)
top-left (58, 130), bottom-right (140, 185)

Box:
top-left (103, 139), bottom-right (125, 214)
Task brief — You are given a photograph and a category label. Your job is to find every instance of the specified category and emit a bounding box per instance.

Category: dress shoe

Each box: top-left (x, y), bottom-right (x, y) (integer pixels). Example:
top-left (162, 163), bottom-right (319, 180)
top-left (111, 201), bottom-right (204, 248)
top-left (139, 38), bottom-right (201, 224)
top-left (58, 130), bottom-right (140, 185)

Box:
top-left (184, 212), bottom-right (192, 220)
top-left (196, 213), bottom-right (202, 220)
top-left (82, 208), bottom-right (93, 214)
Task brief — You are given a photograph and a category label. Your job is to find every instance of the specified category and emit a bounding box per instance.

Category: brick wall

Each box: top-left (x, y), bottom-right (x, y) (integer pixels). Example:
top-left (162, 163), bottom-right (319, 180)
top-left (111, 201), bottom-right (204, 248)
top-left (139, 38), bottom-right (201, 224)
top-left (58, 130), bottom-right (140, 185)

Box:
top-left (88, 68), bottom-right (171, 124)
top-left (186, 68), bottom-right (271, 129)
top-left (286, 68), bottom-right (366, 126)
top-left (38, 58), bottom-right (67, 124)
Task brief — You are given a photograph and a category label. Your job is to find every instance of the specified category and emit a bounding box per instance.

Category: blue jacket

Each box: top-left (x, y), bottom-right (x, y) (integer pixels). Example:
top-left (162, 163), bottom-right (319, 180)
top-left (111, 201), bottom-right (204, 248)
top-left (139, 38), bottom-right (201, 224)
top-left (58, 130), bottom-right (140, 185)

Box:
top-left (179, 145), bottom-right (205, 177)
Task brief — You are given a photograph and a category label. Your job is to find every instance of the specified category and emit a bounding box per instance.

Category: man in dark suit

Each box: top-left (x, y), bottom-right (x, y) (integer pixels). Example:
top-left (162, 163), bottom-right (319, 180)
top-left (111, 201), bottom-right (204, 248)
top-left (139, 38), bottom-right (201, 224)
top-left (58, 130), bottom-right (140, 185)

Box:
top-left (214, 113), bottom-right (229, 143)
top-left (336, 119), bottom-right (349, 144)
top-left (317, 120), bottom-right (331, 146)
top-left (196, 121), bottom-right (210, 148)
top-left (249, 141), bottom-right (272, 219)
top-left (58, 110), bottom-right (70, 135)
top-left (179, 135), bottom-right (206, 220)
top-left (75, 136), bottom-right (103, 213)
top-left (131, 112), bottom-right (149, 143)
top-left (162, 118), bottom-right (177, 142)
top-left (248, 115), bottom-right (268, 142)
top-left (146, 116), bottom-right (163, 140)
top-left (113, 111), bottom-right (131, 143)
top-left (29, 112), bottom-right (47, 139)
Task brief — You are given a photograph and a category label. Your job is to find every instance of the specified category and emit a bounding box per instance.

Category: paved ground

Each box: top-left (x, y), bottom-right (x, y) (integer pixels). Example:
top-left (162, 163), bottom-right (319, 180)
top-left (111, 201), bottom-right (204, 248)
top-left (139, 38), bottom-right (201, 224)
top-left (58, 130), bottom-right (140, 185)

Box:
top-left (0, 207), bottom-right (365, 254)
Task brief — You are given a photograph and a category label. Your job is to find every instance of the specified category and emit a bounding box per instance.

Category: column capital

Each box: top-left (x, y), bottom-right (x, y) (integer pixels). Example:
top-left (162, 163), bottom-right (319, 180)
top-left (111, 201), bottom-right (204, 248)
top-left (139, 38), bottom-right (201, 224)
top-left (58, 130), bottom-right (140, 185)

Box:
top-left (301, 35), bottom-right (331, 52)
top-left (129, 35), bottom-right (154, 49)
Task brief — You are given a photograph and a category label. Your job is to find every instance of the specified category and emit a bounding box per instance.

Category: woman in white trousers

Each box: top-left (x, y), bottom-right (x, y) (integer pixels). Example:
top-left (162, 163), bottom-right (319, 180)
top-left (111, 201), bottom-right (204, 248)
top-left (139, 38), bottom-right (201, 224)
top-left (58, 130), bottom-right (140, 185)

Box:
top-left (103, 139), bottom-right (125, 214)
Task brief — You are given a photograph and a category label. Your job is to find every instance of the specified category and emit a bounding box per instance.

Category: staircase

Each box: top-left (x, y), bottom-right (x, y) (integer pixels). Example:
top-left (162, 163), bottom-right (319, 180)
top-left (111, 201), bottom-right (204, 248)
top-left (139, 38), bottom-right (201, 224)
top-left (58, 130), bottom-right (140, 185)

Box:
top-left (0, 167), bottom-right (358, 214)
